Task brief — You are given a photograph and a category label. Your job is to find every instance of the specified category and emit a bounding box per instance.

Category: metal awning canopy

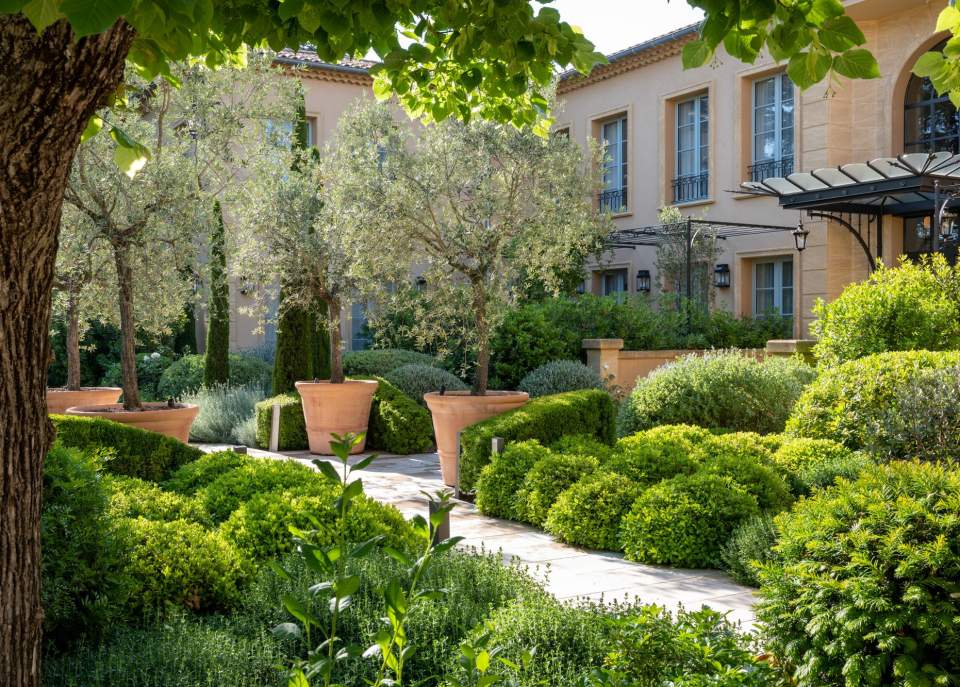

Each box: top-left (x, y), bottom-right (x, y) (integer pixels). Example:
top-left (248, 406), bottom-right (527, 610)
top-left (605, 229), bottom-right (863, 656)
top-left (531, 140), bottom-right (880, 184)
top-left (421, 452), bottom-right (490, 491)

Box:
top-left (739, 151), bottom-right (960, 216)
top-left (607, 218), bottom-right (796, 250)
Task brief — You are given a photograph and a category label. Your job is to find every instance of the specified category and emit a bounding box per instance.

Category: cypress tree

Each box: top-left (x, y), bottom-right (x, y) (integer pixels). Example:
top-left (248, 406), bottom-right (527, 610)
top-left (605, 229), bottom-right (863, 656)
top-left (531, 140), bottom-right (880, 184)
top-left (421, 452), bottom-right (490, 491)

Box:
top-left (310, 302), bottom-right (331, 380)
top-left (203, 201), bottom-right (230, 387)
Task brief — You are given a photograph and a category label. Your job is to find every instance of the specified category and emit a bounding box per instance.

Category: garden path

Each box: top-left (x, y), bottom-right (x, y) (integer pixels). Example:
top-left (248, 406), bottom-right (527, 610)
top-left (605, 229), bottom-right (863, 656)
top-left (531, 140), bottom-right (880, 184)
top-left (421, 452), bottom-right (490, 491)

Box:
top-left (198, 445), bottom-right (757, 626)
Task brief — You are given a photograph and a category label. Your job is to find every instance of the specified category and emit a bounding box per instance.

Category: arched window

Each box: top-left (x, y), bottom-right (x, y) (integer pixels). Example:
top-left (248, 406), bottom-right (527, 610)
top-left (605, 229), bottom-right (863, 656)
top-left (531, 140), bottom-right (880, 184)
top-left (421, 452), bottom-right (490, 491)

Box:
top-left (904, 40), bottom-right (958, 153)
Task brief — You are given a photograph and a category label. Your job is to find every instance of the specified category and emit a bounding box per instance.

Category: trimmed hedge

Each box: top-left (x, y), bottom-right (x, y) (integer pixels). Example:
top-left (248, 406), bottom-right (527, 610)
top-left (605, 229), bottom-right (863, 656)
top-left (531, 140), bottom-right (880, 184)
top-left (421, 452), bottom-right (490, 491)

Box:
top-left (106, 475), bottom-right (210, 525)
top-left (515, 452), bottom-right (599, 526)
top-left (343, 348), bottom-right (440, 376)
top-left (607, 425), bottom-right (706, 486)
top-left (786, 350), bottom-right (960, 457)
top-left (459, 389), bottom-right (616, 492)
top-left (254, 393), bottom-right (307, 451)
top-left (198, 458), bottom-right (323, 523)
top-left (52, 414), bottom-right (202, 482)
top-left (474, 440), bottom-right (551, 520)
top-left (163, 451), bottom-right (253, 495)
top-left (544, 471), bottom-right (642, 551)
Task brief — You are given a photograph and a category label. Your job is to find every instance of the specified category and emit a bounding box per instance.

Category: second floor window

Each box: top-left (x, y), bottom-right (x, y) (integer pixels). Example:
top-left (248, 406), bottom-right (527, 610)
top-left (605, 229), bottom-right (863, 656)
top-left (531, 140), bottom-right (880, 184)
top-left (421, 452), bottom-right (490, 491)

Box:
top-left (600, 116), bottom-right (628, 213)
top-left (674, 94), bottom-right (709, 203)
top-left (751, 73), bottom-right (794, 180)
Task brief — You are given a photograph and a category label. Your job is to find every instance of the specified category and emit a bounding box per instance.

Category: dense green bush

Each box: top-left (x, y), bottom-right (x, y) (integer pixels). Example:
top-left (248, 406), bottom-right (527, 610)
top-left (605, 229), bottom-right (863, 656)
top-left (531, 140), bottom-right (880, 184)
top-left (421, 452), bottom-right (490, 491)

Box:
top-left (621, 473), bottom-right (759, 568)
top-left (101, 350), bottom-right (176, 401)
top-left (382, 363), bottom-right (467, 405)
top-left (812, 255), bottom-right (960, 366)
top-left (720, 514), bottom-right (779, 587)
top-left (52, 414), bottom-right (203, 481)
top-left (701, 451), bottom-right (792, 512)
top-left (199, 458), bottom-right (322, 523)
top-left (786, 350), bottom-right (960, 457)
top-left (618, 351), bottom-right (815, 437)
top-left (550, 433), bottom-right (617, 460)
top-left (106, 475), bottom-right (209, 525)
top-left (184, 384), bottom-right (264, 444)
top-left (254, 393), bottom-right (307, 450)
top-left (489, 306), bottom-right (573, 390)
top-left (771, 437), bottom-right (860, 495)
top-left (122, 517), bottom-right (251, 616)
top-left (42, 444), bottom-right (128, 644)
top-left (343, 348), bottom-right (440, 376)
top-left (163, 451), bottom-right (253, 495)
top-left (705, 431), bottom-right (775, 465)
top-left (517, 359), bottom-right (603, 398)
top-left (515, 452), bottom-right (599, 525)
top-left (759, 461), bottom-right (960, 687)
top-left (219, 488), bottom-right (414, 561)
top-left (155, 353), bottom-right (272, 400)
top-left (474, 440), bottom-right (551, 520)
top-left (875, 365), bottom-right (960, 462)
top-left (365, 377), bottom-right (435, 454)
top-left (544, 471), bottom-right (642, 551)
top-left (608, 425), bottom-right (706, 485)
top-left (460, 389), bottom-right (616, 491)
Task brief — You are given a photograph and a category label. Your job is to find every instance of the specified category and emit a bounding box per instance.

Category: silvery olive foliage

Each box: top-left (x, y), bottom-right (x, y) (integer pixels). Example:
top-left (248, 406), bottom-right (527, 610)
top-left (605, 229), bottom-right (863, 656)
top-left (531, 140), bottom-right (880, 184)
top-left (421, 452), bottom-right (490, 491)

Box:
top-left (328, 101), bottom-right (611, 393)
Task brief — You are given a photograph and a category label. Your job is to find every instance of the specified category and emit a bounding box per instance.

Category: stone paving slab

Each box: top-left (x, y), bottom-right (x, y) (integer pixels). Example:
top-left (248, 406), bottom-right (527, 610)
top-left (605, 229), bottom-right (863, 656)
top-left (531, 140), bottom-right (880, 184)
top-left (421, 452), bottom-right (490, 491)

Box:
top-left (197, 444), bottom-right (757, 625)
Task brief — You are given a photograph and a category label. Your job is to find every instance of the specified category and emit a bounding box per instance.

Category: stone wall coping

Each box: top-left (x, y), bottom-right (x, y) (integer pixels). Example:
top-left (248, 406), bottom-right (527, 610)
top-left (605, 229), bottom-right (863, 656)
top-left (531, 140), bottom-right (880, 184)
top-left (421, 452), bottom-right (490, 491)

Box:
top-left (582, 338), bottom-right (625, 350)
top-left (765, 339), bottom-right (817, 354)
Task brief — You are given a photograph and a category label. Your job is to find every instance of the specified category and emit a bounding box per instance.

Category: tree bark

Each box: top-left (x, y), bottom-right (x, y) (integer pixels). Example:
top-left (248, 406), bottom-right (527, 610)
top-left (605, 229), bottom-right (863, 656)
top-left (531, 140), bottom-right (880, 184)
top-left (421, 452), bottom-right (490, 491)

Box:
top-left (471, 281), bottom-right (490, 395)
top-left (114, 247), bottom-right (141, 409)
top-left (0, 16), bottom-right (134, 687)
top-left (327, 298), bottom-right (345, 384)
top-left (65, 293), bottom-right (81, 390)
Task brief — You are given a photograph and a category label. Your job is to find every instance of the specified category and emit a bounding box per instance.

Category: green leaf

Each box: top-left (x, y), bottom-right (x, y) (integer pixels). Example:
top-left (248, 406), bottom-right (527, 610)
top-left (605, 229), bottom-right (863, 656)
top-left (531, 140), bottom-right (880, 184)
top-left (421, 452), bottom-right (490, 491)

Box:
top-left (833, 49), bottom-right (880, 80)
top-left (22, 0), bottom-right (63, 31)
top-left (297, 3), bottom-right (323, 33)
top-left (80, 115), bottom-right (103, 143)
top-left (682, 39), bottom-right (712, 69)
top-left (113, 140), bottom-right (149, 178)
top-left (913, 51), bottom-right (945, 78)
top-left (0, 0), bottom-right (29, 12)
top-left (60, 0), bottom-right (132, 37)
top-left (787, 50), bottom-right (833, 89)
top-left (818, 16), bottom-right (865, 51)
top-left (287, 670), bottom-right (310, 687)
top-left (277, 0), bottom-right (304, 21)
top-left (937, 4), bottom-right (960, 32)
top-left (313, 459), bottom-right (342, 484)
top-left (333, 575), bottom-right (361, 598)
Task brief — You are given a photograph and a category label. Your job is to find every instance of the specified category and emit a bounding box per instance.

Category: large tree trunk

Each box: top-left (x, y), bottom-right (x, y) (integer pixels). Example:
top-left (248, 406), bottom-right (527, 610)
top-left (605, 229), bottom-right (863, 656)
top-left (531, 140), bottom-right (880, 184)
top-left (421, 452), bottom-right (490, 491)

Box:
top-left (114, 247), bottom-right (141, 409)
top-left (0, 16), bottom-right (134, 687)
top-left (65, 293), bottom-right (82, 390)
top-left (471, 282), bottom-right (490, 395)
top-left (327, 298), bottom-right (345, 384)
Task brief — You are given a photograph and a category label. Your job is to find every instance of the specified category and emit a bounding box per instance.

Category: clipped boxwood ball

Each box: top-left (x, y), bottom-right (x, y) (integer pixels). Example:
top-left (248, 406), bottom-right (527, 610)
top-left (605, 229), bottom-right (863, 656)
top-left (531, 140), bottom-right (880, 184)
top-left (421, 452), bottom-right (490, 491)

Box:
top-left (475, 440), bottom-right (552, 520)
top-left (515, 452), bottom-right (599, 526)
top-left (200, 458), bottom-right (324, 523)
top-left (620, 473), bottom-right (759, 568)
top-left (544, 471), bottom-right (643, 551)
top-left (608, 425), bottom-right (706, 486)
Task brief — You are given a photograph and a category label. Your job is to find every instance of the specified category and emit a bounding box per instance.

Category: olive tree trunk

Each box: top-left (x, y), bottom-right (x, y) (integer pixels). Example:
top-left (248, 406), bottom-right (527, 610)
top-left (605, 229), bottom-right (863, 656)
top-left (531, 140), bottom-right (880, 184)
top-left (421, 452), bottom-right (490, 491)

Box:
top-left (113, 246), bottom-right (141, 409)
top-left (471, 281), bottom-right (490, 395)
top-left (65, 292), bottom-right (82, 390)
top-left (0, 17), bottom-right (133, 687)
top-left (327, 297), bottom-right (345, 384)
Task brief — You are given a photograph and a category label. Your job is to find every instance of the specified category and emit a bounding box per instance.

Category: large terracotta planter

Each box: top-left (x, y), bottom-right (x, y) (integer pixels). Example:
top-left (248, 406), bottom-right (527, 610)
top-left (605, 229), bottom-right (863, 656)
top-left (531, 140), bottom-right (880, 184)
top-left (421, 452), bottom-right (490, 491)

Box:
top-left (295, 380), bottom-right (379, 455)
top-left (424, 390), bottom-right (529, 487)
top-left (64, 402), bottom-right (199, 442)
top-left (47, 387), bottom-right (121, 415)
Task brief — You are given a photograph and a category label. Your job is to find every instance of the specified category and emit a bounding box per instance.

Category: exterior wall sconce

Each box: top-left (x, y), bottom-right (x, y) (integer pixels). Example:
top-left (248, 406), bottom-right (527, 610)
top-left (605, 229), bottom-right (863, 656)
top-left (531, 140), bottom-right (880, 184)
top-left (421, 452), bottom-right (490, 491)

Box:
top-left (793, 217), bottom-right (809, 252)
top-left (713, 264), bottom-right (730, 288)
top-left (635, 269), bottom-right (651, 293)
top-left (414, 276), bottom-right (427, 291)
top-left (915, 216), bottom-right (932, 241)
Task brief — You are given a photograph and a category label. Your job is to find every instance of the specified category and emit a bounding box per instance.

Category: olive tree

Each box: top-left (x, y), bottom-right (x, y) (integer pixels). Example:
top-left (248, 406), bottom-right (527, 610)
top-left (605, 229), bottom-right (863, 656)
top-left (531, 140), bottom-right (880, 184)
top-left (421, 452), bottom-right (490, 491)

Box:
top-left (333, 102), bottom-right (610, 393)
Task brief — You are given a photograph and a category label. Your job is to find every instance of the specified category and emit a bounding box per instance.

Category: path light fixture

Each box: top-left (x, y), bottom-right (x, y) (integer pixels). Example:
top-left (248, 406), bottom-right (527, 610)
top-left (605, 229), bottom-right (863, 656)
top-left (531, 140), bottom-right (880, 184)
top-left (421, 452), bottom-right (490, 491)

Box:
top-left (635, 269), bottom-right (651, 293)
top-left (713, 263), bottom-right (730, 288)
top-left (793, 217), bottom-right (809, 252)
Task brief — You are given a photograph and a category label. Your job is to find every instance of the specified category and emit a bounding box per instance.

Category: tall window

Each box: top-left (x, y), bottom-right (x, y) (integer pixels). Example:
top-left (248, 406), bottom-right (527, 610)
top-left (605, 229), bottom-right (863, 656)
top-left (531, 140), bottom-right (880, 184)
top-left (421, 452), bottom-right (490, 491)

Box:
top-left (599, 116), bottom-right (628, 212)
top-left (599, 269), bottom-right (628, 296)
top-left (753, 258), bottom-right (793, 316)
top-left (905, 41), bottom-right (958, 153)
top-left (674, 94), bottom-right (709, 203)
top-left (750, 73), bottom-right (794, 180)
top-left (306, 116), bottom-right (318, 147)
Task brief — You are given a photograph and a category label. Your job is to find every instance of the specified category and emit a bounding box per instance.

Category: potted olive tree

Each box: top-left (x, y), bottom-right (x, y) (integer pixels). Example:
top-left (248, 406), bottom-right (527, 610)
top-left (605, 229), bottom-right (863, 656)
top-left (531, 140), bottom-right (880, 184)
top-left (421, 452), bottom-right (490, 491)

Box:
top-left (333, 102), bottom-right (610, 483)
top-left (61, 57), bottom-right (293, 441)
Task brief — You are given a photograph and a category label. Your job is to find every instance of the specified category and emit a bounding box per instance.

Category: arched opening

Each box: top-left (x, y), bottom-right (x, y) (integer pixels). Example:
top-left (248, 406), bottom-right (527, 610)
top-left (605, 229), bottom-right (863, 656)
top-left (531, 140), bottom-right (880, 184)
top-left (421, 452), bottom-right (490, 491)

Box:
top-left (903, 39), bottom-right (956, 153)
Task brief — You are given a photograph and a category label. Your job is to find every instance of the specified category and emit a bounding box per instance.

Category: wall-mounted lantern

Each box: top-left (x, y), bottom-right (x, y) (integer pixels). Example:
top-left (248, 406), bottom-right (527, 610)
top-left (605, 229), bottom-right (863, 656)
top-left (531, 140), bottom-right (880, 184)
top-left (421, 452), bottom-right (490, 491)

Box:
top-left (713, 264), bottom-right (730, 289)
top-left (793, 217), bottom-right (809, 252)
top-left (915, 216), bottom-right (932, 241)
top-left (635, 269), bottom-right (651, 293)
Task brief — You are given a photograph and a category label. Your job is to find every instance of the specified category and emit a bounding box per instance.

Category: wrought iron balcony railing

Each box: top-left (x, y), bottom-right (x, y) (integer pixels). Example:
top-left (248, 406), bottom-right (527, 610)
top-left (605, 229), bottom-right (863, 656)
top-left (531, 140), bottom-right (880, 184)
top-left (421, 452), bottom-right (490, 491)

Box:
top-left (748, 157), bottom-right (794, 182)
top-left (598, 188), bottom-right (627, 213)
top-left (672, 173), bottom-right (709, 204)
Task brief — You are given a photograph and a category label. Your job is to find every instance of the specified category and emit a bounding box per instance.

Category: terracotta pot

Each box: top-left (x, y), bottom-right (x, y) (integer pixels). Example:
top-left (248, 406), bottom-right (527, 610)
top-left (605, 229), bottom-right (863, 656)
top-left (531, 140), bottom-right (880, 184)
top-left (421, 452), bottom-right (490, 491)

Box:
top-left (295, 380), bottom-right (379, 455)
top-left (424, 390), bottom-right (529, 487)
top-left (64, 402), bottom-right (200, 443)
top-left (47, 387), bottom-right (122, 415)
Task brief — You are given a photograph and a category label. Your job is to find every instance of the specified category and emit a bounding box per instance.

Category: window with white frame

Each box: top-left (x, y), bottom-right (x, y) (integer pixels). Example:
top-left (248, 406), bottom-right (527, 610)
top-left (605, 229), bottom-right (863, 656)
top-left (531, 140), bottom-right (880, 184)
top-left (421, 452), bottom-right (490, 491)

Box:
top-left (599, 269), bottom-right (628, 297)
top-left (306, 116), bottom-right (318, 147)
top-left (753, 258), bottom-right (794, 316)
top-left (751, 73), bottom-right (794, 181)
top-left (674, 94), bottom-right (709, 203)
top-left (599, 116), bottom-right (628, 212)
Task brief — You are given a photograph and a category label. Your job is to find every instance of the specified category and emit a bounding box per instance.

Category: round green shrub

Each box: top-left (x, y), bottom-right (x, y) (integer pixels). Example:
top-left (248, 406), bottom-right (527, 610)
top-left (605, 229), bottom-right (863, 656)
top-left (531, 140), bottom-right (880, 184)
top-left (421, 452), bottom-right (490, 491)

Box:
top-left (474, 440), bottom-right (551, 520)
top-left (786, 350), bottom-right (960, 458)
top-left (549, 433), bottom-right (617, 460)
top-left (517, 360), bottom-right (604, 398)
top-left (617, 351), bottom-right (815, 437)
top-left (164, 451), bottom-right (254, 495)
top-left (342, 348), bottom-right (440, 377)
top-left (544, 471), bottom-right (642, 551)
top-left (758, 461), bottom-right (960, 686)
top-left (719, 513), bottom-right (779, 587)
top-left (704, 431), bottom-right (775, 465)
top-left (101, 350), bottom-right (176, 401)
top-left (621, 473), bottom-right (759, 568)
top-left (515, 452), bottom-right (599, 526)
top-left (122, 517), bottom-right (251, 615)
top-left (700, 452), bottom-right (792, 513)
top-left (489, 305), bottom-right (574, 391)
top-left (796, 450), bottom-right (874, 495)
top-left (608, 425), bottom-right (707, 485)
top-left (106, 475), bottom-right (210, 525)
top-left (42, 444), bottom-right (128, 643)
top-left (382, 363), bottom-right (467, 405)
top-left (771, 437), bottom-right (859, 495)
top-left (812, 255), bottom-right (960, 366)
top-left (156, 353), bottom-right (272, 399)
top-left (200, 458), bottom-right (324, 523)
top-left (219, 488), bottom-right (414, 561)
